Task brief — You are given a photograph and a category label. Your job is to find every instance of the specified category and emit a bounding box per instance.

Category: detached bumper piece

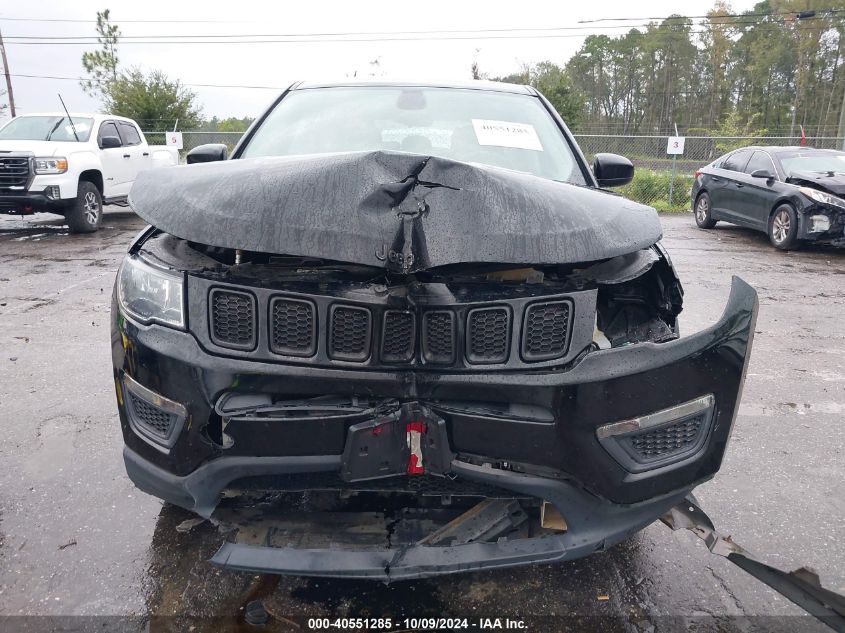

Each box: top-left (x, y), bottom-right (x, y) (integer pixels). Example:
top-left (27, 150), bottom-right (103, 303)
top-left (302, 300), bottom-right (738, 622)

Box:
top-left (662, 498), bottom-right (845, 633)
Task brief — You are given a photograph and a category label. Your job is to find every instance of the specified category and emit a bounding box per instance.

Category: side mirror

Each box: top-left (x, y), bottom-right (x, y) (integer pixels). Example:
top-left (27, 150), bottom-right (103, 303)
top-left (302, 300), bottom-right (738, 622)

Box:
top-left (750, 169), bottom-right (774, 180)
top-left (100, 135), bottom-right (121, 149)
top-left (187, 144), bottom-right (228, 164)
top-left (593, 153), bottom-right (634, 188)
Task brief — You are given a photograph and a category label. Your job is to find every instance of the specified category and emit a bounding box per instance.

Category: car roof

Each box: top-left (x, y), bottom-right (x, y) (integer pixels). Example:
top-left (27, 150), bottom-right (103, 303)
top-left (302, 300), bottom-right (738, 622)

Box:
top-left (12, 112), bottom-right (139, 124)
top-left (291, 78), bottom-right (537, 95)
top-left (729, 146), bottom-right (844, 155)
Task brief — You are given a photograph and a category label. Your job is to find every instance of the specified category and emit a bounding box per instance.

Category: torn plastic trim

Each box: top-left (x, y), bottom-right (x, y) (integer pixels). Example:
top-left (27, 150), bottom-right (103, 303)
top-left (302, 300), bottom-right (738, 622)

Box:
top-left (662, 497), bottom-right (845, 632)
top-left (209, 462), bottom-right (691, 581)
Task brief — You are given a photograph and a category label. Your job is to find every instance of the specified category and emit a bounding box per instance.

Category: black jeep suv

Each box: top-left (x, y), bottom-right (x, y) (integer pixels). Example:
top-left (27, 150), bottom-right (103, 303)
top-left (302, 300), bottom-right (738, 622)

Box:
top-left (112, 80), bottom-right (757, 581)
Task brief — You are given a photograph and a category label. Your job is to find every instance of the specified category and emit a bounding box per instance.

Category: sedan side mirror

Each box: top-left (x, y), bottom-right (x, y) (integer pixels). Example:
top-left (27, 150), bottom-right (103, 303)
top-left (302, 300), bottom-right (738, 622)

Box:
top-left (100, 135), bottom-right (122, 149)
top-left (593, 153), bottom-right (634, 188)
top-left (750, 169), bottom-right (774, 180)
top-left (186, 143), bottom-right (228, 164)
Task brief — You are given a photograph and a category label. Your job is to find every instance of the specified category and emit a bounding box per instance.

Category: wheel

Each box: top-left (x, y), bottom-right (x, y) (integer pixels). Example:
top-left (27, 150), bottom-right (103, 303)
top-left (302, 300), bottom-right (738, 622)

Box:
top-left (768, 204), bottom-right (799, 250)
top-left (65, 181), bottom-right (103, 234)
top-left (694, 192), bottom-right (717, 229)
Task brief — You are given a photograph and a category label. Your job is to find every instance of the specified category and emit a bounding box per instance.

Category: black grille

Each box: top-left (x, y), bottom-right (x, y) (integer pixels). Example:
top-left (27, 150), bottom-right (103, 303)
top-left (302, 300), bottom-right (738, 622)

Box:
top-left (466, 307), bottom-right (510, 364)
top-left (0, 157), bottom-right (30, 190)
top-left (127, 391), bottom-right (175, 439)
top-left (209, 289), bottom-right (256, 350)
top-left (329, 305), bottom-right (371, 361)
top-left (422, 311), bottom-right (455, 364)
top-left (381, 311), bottom-right (415, 363)
top-left (628, 415), bottom-right (706, 460)
top-left (522, 301), bottom-right (571, 361)
top-left (270, 297), bottom-right (316, 357)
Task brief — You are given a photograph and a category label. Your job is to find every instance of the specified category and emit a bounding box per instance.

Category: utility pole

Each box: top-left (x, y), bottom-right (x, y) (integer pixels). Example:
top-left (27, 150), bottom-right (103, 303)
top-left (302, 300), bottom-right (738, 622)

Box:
top-left (0, 27), bottom-right (15, 117)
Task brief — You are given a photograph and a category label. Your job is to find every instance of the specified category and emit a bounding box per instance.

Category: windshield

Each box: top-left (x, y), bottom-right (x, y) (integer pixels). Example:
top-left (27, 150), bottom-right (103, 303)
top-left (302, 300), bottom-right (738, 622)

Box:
top-left (779, 151), bottom-right (845, 175)
top-left (0, 116), bottom-right (94, 142)
top-left (240, 87), bottom-right (587, 184)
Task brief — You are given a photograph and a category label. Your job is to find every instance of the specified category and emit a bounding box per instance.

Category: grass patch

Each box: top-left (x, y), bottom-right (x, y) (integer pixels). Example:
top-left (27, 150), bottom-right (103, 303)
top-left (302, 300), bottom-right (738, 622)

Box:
top-left (618, 169), bottom-right (693, 212)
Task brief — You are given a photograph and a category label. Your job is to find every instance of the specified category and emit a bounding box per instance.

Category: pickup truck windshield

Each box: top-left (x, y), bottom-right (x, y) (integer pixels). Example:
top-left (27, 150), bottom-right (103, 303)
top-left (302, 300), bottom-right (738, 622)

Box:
top-left (240, 87), bottom-right (587, 185)
top-left (0, 116), bottom-right (94, 142)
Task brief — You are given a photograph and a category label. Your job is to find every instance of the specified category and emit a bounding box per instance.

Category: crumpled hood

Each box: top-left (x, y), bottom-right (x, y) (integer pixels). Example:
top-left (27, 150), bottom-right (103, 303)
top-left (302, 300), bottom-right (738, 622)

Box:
top-left (786, 170), bottom-right (845, 196)
top-left (129, 150), bottom-right (661, 273)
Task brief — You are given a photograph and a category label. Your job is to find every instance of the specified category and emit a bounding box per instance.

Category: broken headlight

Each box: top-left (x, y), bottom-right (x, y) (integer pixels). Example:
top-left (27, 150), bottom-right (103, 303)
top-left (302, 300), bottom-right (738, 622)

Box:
top-left (117, 255), bottom-right (185, 329)
top-left (799, 187), bottom-right (845, 210)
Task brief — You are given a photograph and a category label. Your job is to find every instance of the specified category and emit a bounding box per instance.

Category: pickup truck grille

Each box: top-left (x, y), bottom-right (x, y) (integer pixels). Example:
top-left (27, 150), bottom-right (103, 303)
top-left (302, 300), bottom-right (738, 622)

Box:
top-left (192, 279), bottom-right (587, 372)
top-left (0, 157), bottom-right (30, 190)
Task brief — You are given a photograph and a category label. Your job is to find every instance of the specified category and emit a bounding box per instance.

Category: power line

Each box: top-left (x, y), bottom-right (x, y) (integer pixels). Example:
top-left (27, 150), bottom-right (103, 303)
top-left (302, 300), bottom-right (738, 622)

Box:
top-left (0, 13), bottom-right (838, 42)
top-left (8, 72), bottom-right (284, 89)
top-left (578, 9), bottom-right (844, 23)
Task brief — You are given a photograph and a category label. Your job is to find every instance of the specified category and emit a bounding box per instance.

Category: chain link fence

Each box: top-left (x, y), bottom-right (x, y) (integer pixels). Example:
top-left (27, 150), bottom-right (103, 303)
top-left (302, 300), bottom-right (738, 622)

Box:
top-left (145, 131), bottom-right (845, 212)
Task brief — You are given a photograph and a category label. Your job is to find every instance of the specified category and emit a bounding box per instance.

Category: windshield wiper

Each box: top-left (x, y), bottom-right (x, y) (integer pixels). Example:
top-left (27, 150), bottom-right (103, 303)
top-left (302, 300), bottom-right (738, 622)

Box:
top-left (45, 117), bottom-right (64, 141)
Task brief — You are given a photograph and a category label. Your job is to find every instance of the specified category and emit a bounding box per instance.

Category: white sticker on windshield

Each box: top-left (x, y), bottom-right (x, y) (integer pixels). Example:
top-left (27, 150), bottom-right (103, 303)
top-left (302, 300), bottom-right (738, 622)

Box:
top-left (471, 119), bottom-right (543, 151)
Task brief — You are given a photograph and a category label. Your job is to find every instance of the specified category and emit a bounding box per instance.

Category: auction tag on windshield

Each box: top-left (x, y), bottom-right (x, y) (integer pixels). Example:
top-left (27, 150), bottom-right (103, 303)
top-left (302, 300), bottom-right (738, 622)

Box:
top-left (471, 119), bottom-right (543, 151)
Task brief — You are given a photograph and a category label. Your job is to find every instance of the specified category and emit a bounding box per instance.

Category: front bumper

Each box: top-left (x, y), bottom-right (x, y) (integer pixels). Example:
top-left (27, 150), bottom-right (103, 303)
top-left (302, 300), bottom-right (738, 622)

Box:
top-left (113, 276), bottom-right (757, 575)
top-left (0, 191), bottom-right (73, 215)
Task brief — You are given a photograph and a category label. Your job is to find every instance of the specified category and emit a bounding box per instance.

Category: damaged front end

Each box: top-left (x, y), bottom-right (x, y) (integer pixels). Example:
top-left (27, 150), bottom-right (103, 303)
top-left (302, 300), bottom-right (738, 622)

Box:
top-left (113, 151), bottom-right (757, 580)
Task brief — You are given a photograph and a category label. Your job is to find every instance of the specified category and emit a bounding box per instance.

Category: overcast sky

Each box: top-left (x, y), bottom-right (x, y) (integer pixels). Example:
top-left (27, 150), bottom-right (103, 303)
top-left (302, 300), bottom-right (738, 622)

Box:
top-left (1, 0), bottom-right (758, 125)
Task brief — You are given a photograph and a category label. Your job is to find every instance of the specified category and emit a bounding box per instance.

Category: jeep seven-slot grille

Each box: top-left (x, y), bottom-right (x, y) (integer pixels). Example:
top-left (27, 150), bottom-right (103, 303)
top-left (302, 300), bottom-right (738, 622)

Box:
top-left (201, 284), bottom-right (577, 369)
top-left (210, 289), bottom-right (256, 350)
top-left (467, 307), bottom-right (510, 364)
top-left (422, 311), bottom-right (455, 364)
top-left (381, 311), bottom-right (415, 363)
top-left (628, 415), bottom-right (706, 460)
top-left (270, 297), bottom-right (316, 356)
top-left (329, 306), bottom-right (371, 361)
top-left (522, 301), bottom-right (571, 361)
top-left (0, 157), bottom-right (30, 190)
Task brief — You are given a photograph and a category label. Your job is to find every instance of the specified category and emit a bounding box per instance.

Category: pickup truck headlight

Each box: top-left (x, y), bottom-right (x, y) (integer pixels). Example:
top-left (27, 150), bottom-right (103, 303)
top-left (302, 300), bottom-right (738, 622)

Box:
top-left (33, 157), bottom-right (68, 174)
top-left (799, 186), bottom-right (845, 210)
top-left (117, 255), bottom-right (185, 328)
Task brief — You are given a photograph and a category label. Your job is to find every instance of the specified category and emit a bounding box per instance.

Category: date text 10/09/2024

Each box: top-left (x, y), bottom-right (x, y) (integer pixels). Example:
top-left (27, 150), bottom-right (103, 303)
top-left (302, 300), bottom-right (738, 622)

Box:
top-left (306, 618), bottom-right (528, 630)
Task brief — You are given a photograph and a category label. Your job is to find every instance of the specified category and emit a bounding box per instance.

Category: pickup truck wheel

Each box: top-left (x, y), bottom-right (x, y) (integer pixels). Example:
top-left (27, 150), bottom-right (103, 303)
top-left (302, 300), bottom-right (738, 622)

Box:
top-left (66, 182), bottom-right (103, 233)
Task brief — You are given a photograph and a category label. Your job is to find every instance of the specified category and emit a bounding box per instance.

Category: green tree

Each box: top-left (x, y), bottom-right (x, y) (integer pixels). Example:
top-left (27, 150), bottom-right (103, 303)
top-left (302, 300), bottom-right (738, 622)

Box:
top-left (80, 9), bottom-right (202, 130)
top-left (81, 9), bottom-right (120, 100)
top-left (107, 69), bottom-right (203, 131)
top-left (491, 62), bottom-right (583, 125)
top-left (217, 116), bottom-right (254, 133)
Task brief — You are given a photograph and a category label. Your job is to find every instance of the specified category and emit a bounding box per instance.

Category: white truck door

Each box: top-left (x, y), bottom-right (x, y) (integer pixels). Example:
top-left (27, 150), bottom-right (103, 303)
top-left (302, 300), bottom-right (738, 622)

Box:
top-left (97, 120), bottom-right (132, 197)
top-left (118, 122), bottom-right (150, 186)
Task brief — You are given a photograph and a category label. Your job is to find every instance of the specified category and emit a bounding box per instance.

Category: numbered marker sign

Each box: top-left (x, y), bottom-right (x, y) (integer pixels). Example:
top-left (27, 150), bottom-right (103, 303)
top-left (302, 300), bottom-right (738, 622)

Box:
top-left (166, 131), bottom-right (183, 150)
top-left (667, 136), bottom-right (685, 155)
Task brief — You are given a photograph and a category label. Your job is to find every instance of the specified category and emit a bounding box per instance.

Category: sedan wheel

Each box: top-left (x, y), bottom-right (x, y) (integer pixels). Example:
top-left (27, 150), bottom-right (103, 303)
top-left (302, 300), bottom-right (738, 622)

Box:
top-left (694, 193), bottom-right (716, 229)
top-left (768, 204), bottom-right (798, 250)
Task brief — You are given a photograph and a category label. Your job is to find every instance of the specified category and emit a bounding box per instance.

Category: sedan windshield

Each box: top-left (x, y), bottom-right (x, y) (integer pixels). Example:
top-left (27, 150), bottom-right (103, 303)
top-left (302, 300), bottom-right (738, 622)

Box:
top-left (240, 86), bottom-right (587, 185)
top-left (0, 116), bottom-right (94, 142)
top-left (778, 151), bottom-right (845, 175)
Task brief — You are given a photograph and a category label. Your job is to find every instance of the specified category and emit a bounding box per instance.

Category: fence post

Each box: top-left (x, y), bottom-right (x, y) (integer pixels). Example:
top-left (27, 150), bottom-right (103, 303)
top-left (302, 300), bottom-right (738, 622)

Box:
top-left (668, 154), bottom-right (677, 208)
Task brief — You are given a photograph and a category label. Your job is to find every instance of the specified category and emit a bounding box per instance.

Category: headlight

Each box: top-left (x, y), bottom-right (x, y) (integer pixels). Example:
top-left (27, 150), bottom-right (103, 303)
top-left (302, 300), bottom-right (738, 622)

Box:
top-left (33, 157), bottom-right (68, 174)
top-left (799, 186), bottom-right (845, 209)
top-left (117, 255), bottom-right (185, 328)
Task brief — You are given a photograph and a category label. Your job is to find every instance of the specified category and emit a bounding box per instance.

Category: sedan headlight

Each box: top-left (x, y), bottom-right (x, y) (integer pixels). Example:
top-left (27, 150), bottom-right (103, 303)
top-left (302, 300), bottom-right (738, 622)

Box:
top-left (799, 186), bottom-right (845, 209)
top-left (117, 255), bottom-right (185, 328)
top-left (33, 157), bottom-right (68, 174)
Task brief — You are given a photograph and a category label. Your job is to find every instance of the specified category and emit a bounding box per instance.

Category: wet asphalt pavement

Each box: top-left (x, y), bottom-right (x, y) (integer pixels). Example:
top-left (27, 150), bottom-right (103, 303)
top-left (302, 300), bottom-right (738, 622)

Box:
top-left (0, 209), bottom-right (843, 632)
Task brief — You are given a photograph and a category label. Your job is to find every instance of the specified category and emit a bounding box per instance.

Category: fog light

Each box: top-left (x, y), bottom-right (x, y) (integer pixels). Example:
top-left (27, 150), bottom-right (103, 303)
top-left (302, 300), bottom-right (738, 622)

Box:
top-left (44, 185), bottom-right (61, 200)
top-left (596, 394), bottom-right (715, 472)
top-left (809, 215), bottom-right (831, 233)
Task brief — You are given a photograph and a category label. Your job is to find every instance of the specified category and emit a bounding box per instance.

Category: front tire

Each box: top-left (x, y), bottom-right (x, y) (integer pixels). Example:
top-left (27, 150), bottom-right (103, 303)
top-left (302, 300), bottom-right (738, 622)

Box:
top-left (768, 204), bottom-right (799, 250)
top-left (694, 192), bottom-right (717, 229)
top-left (66, 181), bottom-right (103, 234)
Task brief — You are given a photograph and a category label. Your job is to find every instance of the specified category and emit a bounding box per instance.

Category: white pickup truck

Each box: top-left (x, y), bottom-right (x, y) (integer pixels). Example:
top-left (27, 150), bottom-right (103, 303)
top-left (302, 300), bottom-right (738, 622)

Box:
top-left (0, 112), bottom-right (179, 233)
